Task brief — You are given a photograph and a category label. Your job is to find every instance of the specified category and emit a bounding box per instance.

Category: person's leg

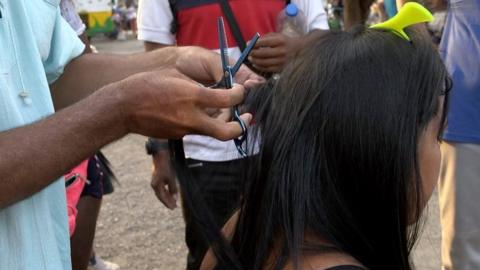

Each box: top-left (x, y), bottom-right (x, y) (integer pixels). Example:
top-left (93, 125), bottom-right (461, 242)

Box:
top-left (439, 142), bottom-right (480, 270)
top-left (180, 158), bottom-right (245, 270)
top-left (129, 19), bottom-right (137, 35)
top-left (180, 191), bottom-right (204, 270)
top-left (71, 154), bottom-right (113, 270)
top-left (71, 196), bottom-right (102, 270)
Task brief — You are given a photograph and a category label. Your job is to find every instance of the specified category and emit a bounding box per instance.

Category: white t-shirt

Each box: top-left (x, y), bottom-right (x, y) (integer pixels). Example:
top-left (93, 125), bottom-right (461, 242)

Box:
top-left (60, 0), bottom-right (87, 35)
top-left (138, 0), bottom-right (329, 161)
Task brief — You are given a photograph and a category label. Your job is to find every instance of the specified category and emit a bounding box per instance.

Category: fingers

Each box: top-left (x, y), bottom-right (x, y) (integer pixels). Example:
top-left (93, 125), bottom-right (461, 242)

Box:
top-left (153, 177), bottom-right (177, 210)
top-left (151, 153), bottom-right (177, 209)
top-left (198, 113), bottom-right (253, 141)
top-left (254, 33), bottom-right (284, 48)
top-left (243, 79), bottom-right (265, 90)
top-left (235, 65), bottom-right (265, 84)
top-left (196, 84), bottom-right (246, 108)
top-left (154, 68), bottom-right (191, 81)
top-left (176, 47), bottom-right (223, 83)
top-left (250, 46), bottom-right (286, 59)
top-left (250, 57), bottom-right (286, 69)
top-left (168, 178), bottom-right (179, 201)
top-left (216, 108), bottom-right (232, 122)
top-left (253, 65), bottom-right (284, 74)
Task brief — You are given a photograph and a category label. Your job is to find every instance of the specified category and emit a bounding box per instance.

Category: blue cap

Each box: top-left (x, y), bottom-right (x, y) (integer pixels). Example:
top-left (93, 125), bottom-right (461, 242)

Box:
top-left (285, 3), bottom-right (298, 17)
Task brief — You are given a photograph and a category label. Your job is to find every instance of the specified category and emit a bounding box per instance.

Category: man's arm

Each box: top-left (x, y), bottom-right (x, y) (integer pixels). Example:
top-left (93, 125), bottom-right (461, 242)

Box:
top-left (0, 82), bottom-right (124, 208)
top-left (51, 46), bottom-right (179, 109)
top-left (0, 47), bottom-right (256, 208)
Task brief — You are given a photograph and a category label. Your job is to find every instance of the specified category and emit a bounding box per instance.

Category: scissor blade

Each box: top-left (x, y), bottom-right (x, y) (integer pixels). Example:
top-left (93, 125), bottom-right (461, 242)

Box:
top-left (217, 17), bottom-right (229, 72)
top-left (232, 32), bottom-right (260, 76)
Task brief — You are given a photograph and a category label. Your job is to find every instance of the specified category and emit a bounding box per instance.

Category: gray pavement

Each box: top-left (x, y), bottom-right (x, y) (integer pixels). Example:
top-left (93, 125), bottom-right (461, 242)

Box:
top-left (92, 38), bottom-right (441, 269)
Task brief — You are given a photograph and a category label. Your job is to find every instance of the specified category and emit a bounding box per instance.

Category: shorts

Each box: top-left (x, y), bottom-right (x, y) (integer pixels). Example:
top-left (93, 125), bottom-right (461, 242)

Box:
top-left (81, 153), bottom-right (115, 199)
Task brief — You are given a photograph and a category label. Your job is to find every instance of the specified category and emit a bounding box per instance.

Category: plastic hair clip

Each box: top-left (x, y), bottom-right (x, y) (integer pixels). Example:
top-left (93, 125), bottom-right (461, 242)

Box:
top-left (370, 2), bottom-right (434, 41)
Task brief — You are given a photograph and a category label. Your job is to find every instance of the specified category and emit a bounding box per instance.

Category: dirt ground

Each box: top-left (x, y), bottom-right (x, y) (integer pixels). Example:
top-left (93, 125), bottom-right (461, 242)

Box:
top-left (92, 37), bottom-right (441, 270)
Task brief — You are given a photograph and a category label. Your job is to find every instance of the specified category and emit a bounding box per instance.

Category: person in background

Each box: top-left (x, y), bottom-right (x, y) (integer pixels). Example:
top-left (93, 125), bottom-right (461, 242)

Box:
top-left (125, 0), bottom-right (138, 37)
top-left (366, 0), bottom-right (388, 25)
top-left (59, 1), bottom-right (120, 269)
top-left (112, 0), bottom-right (138, 40)
top-left (60, 0), bottom-right (91, 52)
top-left (435, 0), bottom-right (480, 269)
top-left (425, 0), bottom-right (447, 45)
top-left (137, 0), bottom-right (328, 268)
top-left (0, 0), bottom-right (260, 269)
top-left (111, 5), bottom-right (127, 40)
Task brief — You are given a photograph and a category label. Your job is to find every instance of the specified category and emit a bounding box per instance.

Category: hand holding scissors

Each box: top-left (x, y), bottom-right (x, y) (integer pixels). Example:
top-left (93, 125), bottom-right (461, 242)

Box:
top-left (215, 17), bottom-right (260, 157)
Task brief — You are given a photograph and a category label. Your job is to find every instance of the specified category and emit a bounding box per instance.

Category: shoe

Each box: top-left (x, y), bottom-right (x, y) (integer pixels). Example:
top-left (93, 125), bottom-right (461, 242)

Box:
top-left (116, 30), bottom-right (127, 41)
top-left (88, 255), bottom-right (120, 270)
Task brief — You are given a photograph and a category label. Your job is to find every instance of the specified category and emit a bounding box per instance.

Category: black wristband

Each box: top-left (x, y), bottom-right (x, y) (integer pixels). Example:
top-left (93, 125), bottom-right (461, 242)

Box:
top-left (145, 138), bottom-right (169, 155)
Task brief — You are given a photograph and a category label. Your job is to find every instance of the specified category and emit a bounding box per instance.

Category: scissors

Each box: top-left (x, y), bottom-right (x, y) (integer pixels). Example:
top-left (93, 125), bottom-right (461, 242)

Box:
top-left (216, 17), bottom-right (260, 157)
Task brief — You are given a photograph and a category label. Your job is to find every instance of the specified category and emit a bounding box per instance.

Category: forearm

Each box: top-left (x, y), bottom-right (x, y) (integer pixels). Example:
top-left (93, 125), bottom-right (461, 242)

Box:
top-left (0, 84), bottom-right (126, 208)
top-left (51, 46), bottom-right (181, 109)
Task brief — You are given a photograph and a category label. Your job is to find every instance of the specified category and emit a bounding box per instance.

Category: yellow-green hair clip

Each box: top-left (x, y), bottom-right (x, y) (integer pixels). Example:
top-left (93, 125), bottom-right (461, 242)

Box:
top-left (370, 2), bottom-right (434, 41)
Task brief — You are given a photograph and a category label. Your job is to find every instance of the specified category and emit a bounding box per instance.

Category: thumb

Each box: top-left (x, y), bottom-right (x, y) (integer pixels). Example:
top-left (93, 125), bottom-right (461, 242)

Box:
top-left (196, 84), bottom-right (246, 109)
top-left (198, 113), bottom-right (253, 141)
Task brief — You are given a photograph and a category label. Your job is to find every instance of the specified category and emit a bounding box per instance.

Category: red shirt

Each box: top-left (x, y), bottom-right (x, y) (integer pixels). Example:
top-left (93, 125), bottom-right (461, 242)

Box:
top-left (175, 0), bottom-right (285, 48)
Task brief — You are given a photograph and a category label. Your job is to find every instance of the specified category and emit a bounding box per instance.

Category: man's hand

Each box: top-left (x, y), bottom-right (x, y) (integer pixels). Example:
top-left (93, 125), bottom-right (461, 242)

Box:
top-left (151, 150), bottom-right (178, 209)
top-left (248, 33), bottom-right (303, 73)
top-left (175, 46), bottom-right (265, 87)
top-left (112, 68), bottom-right (252, 140)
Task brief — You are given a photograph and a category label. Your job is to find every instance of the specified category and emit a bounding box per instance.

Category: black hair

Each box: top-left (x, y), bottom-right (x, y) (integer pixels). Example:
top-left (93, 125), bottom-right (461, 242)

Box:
top-left (230, 26), bottom-right (450, 270)
top-left (171, 25), bottom-right (450, 270)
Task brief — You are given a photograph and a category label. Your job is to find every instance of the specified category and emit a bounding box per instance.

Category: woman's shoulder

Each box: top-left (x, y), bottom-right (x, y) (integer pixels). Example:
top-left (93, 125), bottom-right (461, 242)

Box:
top-left (285, 252), bottom-right (366, 270)
top-left (323, 266), bottom-right (366, 270)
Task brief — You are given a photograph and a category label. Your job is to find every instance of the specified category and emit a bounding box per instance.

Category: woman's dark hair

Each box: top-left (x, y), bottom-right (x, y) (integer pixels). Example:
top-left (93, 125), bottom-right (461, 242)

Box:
top-left (229, 26), bottom-right (450, 270)
top-left (172, 25), bottom-right (450, 270)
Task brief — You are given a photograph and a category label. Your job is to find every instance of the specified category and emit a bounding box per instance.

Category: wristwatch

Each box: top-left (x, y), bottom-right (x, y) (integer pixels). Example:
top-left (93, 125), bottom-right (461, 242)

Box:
top-left (145, 138), bottom-right (169, 155)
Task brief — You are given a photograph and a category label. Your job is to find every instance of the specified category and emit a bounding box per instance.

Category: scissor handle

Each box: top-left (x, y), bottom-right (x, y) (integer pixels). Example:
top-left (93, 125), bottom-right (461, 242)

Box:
top-left (232, 106), bottom-right (248, 157)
